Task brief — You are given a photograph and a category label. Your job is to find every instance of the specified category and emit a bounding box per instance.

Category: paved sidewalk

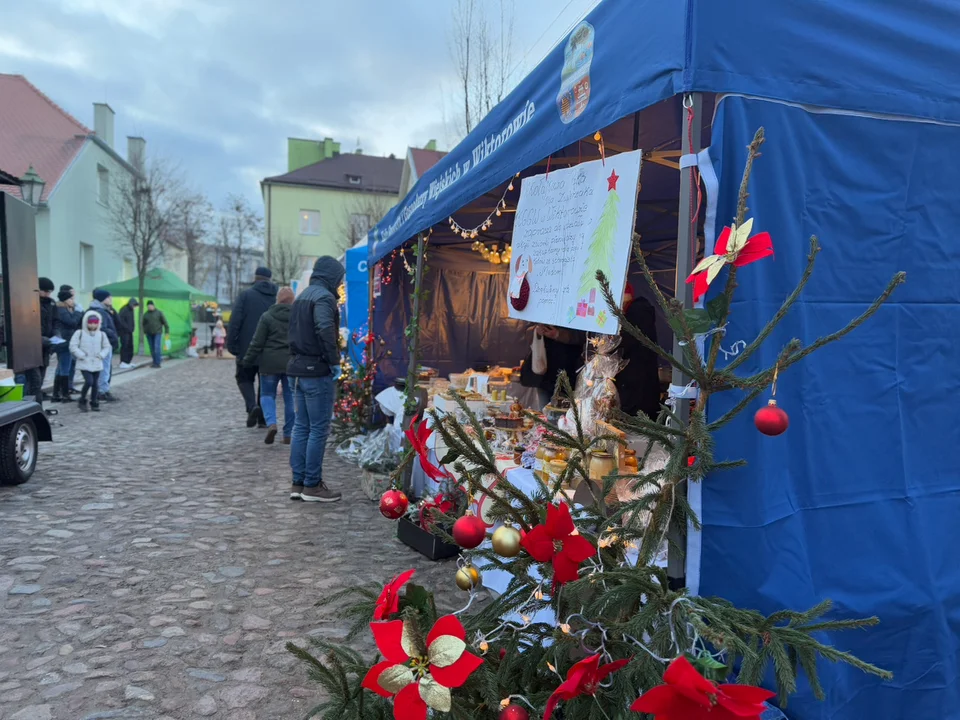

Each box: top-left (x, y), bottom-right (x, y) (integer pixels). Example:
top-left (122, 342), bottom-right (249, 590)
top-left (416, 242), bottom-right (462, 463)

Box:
top-left (0, 359), bottom-right (459, 720)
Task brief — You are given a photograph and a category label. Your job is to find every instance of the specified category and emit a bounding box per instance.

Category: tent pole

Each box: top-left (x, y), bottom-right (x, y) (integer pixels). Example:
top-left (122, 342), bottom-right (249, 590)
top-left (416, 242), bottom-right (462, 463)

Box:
top-left (366, 258), bottom-right (375, 429)
top-left (667, 92), bottom-right (701, 588)
top-left (401, 233), bottom-right (426, 497)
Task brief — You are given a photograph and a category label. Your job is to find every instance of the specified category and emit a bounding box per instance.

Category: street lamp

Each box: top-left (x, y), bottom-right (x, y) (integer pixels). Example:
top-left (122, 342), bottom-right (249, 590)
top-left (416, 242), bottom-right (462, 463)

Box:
top-left (18, 165), bottom-right (45, 206)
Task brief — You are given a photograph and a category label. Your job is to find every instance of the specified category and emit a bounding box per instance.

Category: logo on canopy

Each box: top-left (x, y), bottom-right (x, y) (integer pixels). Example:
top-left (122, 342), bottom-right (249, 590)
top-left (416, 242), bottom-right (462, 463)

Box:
top-left (557, 21), bottom-right (594, 124)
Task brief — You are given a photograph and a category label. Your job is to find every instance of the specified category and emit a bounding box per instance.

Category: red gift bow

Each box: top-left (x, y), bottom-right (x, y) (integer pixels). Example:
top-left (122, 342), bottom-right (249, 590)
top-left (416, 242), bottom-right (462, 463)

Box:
top-left (686, 219), bottom-right (773, 302)
top-left (405, 415), bottom-right (451, 481)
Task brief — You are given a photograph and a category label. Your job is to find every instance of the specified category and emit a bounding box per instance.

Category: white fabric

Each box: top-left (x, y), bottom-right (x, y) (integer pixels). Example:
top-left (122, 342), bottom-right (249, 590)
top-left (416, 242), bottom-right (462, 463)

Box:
top-left (375, 386), bottom-right (406, 431)
top-left (531, 332), bottom-right (548, 375)
top-left (679, 153), bottom-right (699, 169)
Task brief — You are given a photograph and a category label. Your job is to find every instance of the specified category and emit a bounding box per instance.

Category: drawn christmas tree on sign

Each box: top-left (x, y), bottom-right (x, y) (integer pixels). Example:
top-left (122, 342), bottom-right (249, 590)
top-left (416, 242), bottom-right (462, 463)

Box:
top-left (578, 169), bottom-right (621, 322)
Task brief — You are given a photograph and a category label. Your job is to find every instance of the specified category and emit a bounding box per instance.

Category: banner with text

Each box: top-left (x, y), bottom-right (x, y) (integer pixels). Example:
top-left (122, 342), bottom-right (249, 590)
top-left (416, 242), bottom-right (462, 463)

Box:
top-left (507, 150), bottom-right (642, 334)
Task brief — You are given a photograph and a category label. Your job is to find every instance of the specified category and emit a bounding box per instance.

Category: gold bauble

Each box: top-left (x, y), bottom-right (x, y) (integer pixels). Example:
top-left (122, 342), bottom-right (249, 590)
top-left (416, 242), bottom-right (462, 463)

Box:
top-left (491, 526), bottom-right (522, 558)
top-left (455, 565), bottom-right (481, 591)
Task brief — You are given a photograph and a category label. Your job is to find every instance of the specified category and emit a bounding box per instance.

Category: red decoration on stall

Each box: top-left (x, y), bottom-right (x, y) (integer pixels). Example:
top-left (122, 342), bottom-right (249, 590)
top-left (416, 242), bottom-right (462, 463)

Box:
top-left (373, 569), bottom-right (415, 621)
top-left (544, 654), bottom-right (630, 720)
top-left (452, 513), bottom-right (487, 549)
top-left (379, 489), bottom-right (409, 520)
top-left (406, 415), bottom-right (450, 481)
top-left (520, 502), bottom-right (595, 586)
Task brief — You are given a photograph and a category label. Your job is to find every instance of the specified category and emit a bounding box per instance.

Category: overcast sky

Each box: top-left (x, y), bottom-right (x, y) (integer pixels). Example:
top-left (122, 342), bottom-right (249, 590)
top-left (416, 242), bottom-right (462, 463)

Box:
top-left (0, 0), bottom-right (598, 210)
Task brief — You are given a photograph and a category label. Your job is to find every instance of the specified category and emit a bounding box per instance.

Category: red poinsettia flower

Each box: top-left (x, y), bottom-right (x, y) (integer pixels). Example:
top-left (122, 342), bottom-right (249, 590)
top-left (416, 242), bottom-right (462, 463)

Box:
top-left (544, 654), bottom-right (630, 719)
top-left (405, 415), bottom-right (449, 481)
top-left (521, 502), bottom-right (595, 585)
top-left (362, 615), bottom-right (484, 720)
top-left (631, 656), bottom-right (774, 720)
top-left (373, 569), bottom-right (415, 621)
top-left (686, 218), bottom-right (774, 301)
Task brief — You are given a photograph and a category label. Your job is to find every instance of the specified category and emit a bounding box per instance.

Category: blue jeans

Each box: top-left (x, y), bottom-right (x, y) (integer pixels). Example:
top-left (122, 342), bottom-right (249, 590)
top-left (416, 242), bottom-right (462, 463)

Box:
top-left (289, 375), bottom-right (334, 488)
top-left (147, 333), bottom-right (163, 366)
top-left (55, 347), bottom-right (73, 377)
top-left (260, 373), bottom-right (295, 438)
top-left (99, 347), bottom-right (113, 393)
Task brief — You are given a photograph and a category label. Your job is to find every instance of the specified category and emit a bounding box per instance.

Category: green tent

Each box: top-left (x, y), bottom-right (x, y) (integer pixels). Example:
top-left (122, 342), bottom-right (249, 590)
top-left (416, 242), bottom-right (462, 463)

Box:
top-left (97, 268), bottom-right (216, 356)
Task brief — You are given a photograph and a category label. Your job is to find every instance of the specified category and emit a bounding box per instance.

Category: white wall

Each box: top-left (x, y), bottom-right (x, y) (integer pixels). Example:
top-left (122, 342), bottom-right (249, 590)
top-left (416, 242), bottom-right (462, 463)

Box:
top-left (39, 141), bottom-right (133, 301)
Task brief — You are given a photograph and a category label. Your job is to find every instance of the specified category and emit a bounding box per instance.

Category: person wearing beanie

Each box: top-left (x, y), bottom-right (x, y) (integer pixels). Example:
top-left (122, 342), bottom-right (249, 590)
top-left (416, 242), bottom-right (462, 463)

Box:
top-left (60, 284), bottom-right (82, 312)
top-left (69, 311), bottom-right (111, 412)
top-left (53, 289), bottom-right (83, 402)
top-left (286, 257), bottom-right (345, 503)
top-left (117, 298), bottom-right (140, 368)
top-left (142, 301), bottom-right (170, 368)
top-left (89, 289), bottom-right (120, 401)
top-left (242, 286), bottom-right (295, 445)
top-left (227, 267), bottom-right (277, 427)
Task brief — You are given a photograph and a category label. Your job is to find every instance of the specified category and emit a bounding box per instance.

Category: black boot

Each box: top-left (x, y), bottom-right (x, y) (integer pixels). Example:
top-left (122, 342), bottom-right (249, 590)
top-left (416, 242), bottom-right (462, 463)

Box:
top-left (51, 377), bottom-right (64, 403)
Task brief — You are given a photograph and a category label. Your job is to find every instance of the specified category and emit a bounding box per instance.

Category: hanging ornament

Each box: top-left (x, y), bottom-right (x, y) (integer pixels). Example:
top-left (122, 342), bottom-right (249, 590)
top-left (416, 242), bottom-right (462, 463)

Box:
top-left (491, 525), bottom-right (522, 558)
top-left (509, 255), bottom-right (532, 311)
top-left (498, 704), bottom-right (529, 720)
top-left (455, 564), bottom-right (481, 591)
top-left (754, 362), bottom-right (789, 436)
top-left (379, 489), bottom-right (409, 519)
top-left (755, 399), bottom-right (789, 436)
top-left (452, 513), bottom-right (487, 549)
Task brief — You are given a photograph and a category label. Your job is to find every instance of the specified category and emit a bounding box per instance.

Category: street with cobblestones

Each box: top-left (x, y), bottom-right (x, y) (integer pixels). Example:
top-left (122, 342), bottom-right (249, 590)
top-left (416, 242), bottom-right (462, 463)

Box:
top-left (0, 359), bottom-right (458, 720)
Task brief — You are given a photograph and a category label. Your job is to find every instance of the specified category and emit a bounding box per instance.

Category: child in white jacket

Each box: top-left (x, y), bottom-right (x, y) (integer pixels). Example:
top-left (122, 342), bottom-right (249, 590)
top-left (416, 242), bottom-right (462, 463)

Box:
top-left (70, 311), bottom-right (111, 412)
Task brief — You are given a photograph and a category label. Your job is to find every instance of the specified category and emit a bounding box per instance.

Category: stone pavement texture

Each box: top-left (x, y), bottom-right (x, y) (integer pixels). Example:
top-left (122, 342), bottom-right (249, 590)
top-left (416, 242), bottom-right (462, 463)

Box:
top-left (0, 359), bottom-right (461, 720)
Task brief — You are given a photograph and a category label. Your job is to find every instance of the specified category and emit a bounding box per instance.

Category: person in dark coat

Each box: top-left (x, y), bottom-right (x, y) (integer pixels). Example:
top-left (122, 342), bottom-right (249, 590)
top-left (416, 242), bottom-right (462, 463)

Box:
top-left (286, 257), bottom-right (344, 503)
top-left (615, 284), bottom-right (662, 420)
top-left (243, 287), bottom-right (295, 445)
top-left (227, 266), bottom-right (277, 427)
top-left (38, 277), bottom-right (60, 399)
top-left (116, 299), bottom-right (139, 368)
top-left (141, 301), bottom-right (170, 368)
top-left (53, 290), bottom-right (83, 402)
top-left (519, 324), bottom-right (585, 410)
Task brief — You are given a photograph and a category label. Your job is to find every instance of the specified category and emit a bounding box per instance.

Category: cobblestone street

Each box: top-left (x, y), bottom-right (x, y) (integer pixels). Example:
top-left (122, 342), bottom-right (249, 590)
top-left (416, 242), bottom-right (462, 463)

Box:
top-left (0, 359), bottom-right (458, 720)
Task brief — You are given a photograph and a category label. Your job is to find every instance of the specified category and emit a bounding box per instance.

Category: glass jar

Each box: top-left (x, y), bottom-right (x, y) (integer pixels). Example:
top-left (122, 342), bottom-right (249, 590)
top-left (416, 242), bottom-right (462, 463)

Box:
top-left (588, 451), bottom-right (616, 483)
top-left (546, 459), bottom-right (568, 486)
top-left (514, 445), bottom-right (525, 466)
top-left (537, 444), bottom-right (559, 482)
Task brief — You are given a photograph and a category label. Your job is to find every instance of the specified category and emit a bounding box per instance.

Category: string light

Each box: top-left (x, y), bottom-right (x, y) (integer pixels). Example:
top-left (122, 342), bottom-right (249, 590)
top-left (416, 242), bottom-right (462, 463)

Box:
top-left (449, 172), bottom-right (520, 260)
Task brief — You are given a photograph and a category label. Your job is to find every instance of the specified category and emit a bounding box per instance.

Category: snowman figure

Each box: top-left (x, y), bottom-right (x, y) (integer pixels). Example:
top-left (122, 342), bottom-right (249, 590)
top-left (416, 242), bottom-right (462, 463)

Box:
top-left (510, 254), bottom-right (532, 311)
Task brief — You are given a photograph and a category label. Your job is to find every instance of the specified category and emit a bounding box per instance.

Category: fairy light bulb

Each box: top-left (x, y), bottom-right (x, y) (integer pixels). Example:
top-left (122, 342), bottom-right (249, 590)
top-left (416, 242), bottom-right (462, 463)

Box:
top-left (508, 182), bottom-right (514, 191)
top-left (496, 209), bottom-right (502, 217)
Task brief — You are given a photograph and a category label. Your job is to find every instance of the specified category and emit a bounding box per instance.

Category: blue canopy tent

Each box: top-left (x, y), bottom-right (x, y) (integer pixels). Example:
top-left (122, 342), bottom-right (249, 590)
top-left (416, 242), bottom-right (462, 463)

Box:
top-left (369, 1), bottom-right (960, 717)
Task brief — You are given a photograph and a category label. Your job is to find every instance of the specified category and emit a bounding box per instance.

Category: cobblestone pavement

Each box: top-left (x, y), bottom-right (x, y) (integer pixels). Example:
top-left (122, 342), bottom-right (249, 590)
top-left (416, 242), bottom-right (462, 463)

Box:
top-left (0, 359), bottom-right (461, 720)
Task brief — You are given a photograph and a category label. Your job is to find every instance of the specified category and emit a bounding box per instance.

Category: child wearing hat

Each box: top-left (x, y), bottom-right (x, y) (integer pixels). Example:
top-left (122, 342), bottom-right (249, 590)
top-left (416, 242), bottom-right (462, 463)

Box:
top-left (69, 311), bottom-right (111, 412)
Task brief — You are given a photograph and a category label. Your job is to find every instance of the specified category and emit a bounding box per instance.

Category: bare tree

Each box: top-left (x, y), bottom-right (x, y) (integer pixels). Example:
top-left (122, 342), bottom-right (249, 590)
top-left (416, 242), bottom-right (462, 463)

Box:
top-left (338, 194), bottom-right (395, 254)
top-left (218, 194), bottom-right (263, 302)
top-left (166, 190), bottom-right (212, 288)
top-left (271, 233), bottom-right (302, 286)
top-left (449, 0), bottom-right (515, 135)
top-left (110, 158), bottom-right (184, 352)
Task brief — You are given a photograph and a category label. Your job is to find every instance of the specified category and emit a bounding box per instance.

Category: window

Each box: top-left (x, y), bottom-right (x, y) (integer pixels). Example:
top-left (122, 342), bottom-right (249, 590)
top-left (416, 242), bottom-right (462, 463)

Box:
top-left (299, 210), bottom-right (320, 235)
top-left (97, 164), bottom-right (109, 205)
top-left (80, 243), bottom-right (94, 291)
top-left (347, 174), bottom-right (362, 185)
top-left (350, 213), bottom-right (372, 240)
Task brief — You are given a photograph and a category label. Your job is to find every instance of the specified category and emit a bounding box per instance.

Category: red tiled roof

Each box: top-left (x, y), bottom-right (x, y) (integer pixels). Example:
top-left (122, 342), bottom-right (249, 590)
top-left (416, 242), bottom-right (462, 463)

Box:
top-left (410, 148), bottom-right (447, 179)
top-left (0, 74), bottom-right (90, 202)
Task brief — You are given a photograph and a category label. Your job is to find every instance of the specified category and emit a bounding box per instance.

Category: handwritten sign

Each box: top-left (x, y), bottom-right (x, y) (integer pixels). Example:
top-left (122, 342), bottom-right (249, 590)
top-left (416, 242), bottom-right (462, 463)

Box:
top-left (507, 150), bottom-right (641, 334)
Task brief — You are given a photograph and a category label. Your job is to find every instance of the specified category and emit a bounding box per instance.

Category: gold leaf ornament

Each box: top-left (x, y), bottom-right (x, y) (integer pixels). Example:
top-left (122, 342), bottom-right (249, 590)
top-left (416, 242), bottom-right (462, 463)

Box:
top-left (419, 674), bottom-right (452, 711)
top-left (400, 621), bottom-right (425, 658)
top-left (428, 635), bottom-right (467, 668)
top-left (726, 218), bottom-right (754, 255)
top-left (377, 664), bottom-right (415, 695)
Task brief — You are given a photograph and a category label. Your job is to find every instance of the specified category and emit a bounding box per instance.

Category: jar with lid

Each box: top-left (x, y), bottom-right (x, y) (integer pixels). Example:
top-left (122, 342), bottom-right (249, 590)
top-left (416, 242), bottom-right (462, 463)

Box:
top-left (588, 451), bottom-right (616, 483)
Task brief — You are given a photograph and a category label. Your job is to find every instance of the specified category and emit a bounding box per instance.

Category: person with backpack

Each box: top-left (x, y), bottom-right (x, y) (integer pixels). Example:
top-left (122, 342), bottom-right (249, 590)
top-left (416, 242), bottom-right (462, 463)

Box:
top-left (69, 311), bottom-right (111, 412)
top-left (89, 289), bottom-right (119, 401)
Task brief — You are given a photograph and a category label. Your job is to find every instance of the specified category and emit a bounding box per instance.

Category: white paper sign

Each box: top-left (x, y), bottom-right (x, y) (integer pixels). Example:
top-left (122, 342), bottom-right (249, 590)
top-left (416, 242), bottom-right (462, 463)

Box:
top-left (507, 150), bottom-right (641, 335)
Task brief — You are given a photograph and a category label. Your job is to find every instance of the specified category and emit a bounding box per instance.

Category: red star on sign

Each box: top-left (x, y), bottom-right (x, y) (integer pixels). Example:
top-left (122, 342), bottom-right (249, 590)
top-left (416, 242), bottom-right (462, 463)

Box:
top-left (607, 169), bottom-right (619, 191)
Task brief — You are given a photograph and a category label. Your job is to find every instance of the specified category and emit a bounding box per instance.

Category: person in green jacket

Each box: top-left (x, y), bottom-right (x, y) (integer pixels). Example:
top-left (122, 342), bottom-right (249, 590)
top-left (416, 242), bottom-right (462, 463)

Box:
top-left (142, 301), bottom-right (171, 368)
top-left (242, 287), bottom-right (294, 445)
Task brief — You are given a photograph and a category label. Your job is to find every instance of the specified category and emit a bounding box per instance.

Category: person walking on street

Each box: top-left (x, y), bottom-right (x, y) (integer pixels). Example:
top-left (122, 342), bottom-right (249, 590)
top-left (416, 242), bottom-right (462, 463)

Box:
top-left (89, 289), bottom-right (119, 402)
top-left (117, 299), bottom-right (139, 368)
top-left (70, 311), bottom-right (111, 412)
top-left (287, 257), bottom-right (344, 503)
top-left (212, 320), bottom-right (226, 358)
top-left (227, 266), bottom-right (277, 428)
top-left (38, 277), bottom-right (61, 401)
top-left (242, 287), bottom-right (295, 445)
top-left (53, 290), bottom-right (82, 402)
top-left (142, 301), bottom-right (170, 368)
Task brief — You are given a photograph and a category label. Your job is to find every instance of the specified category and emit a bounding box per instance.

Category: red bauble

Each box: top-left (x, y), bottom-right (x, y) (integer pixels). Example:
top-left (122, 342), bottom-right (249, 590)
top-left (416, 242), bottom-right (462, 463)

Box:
top-left (510, 276), bottom-right (530, 311)
top-left (379, 489), bottom-right (409, 520)
top-left (499, 705), bottom-right (529, 720)
top-left (754, 399), bottom-right (789, 436)
top-left (452, 514), bottom-right (487, 549)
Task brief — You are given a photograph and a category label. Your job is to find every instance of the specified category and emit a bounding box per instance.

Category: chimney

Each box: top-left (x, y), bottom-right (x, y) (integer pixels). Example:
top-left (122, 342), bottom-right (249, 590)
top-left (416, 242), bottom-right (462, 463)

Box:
top-left (127, 137), bottom-right (146, 174)
top-left (425, 139), bottom-right (437, 151)
top-left (93, 103), bottom-right (115, 149)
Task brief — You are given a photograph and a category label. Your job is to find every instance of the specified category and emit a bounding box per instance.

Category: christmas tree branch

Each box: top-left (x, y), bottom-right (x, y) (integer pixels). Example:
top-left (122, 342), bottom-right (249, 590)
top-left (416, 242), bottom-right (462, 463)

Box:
top-left (736, 128), bottom-right (765, 227)
top-left (725, 236), bottom-right (821, 373)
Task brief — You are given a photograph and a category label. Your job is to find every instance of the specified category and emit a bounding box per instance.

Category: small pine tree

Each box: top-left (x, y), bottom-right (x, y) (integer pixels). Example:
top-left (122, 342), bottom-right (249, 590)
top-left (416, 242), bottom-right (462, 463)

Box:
top-left (290, 128), bottom-right (903, 720)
